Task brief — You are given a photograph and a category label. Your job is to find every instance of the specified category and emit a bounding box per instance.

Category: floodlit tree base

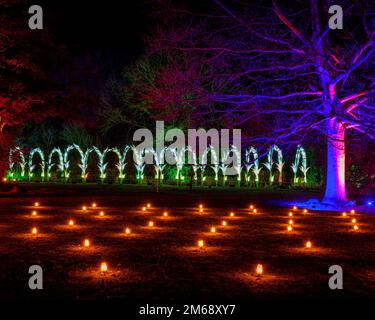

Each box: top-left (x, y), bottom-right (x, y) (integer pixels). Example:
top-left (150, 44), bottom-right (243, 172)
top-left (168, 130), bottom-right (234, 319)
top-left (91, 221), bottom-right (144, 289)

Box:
top-left (304, 198), bottom-right (356, 212)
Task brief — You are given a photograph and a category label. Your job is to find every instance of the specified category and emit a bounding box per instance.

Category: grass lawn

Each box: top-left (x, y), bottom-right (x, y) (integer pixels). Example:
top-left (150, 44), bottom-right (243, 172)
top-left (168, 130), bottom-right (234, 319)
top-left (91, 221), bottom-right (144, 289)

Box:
top-left (0, 184), bottom-right (374, 302)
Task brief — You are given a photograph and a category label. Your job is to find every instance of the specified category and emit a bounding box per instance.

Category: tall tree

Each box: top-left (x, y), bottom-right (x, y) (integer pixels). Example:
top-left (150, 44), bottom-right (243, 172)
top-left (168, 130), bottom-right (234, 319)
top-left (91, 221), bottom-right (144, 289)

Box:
top-left (141, 0), bottom-right (374, 206)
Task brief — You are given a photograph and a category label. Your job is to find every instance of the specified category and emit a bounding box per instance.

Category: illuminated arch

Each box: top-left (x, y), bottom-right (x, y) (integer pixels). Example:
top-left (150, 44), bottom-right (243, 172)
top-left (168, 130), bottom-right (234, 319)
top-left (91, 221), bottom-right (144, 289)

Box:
top-left (263, 145), bottom-right (284, 185)
top-left (8, 146), bottom-right (27, 179)
top-left (291, 145), bottom-right (309, 184)
top-left (29, 148), bottom-right (45, 181)
top-left (93, 147), bottom-right (111, 183)
top-left (245, 146), bottom-right (262, 187)
top-left (47, 147), bottom-right (64, 181)
top-left (112, 146), bottom-right (131, 184)
top-left (201, 145), bottom-right (219, 184)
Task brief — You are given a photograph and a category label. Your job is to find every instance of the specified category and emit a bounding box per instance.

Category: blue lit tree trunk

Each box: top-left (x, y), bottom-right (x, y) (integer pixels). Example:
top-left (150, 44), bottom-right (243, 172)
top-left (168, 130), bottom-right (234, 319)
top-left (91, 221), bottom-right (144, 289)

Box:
top-left (322, 119), bottom-right (348, 205)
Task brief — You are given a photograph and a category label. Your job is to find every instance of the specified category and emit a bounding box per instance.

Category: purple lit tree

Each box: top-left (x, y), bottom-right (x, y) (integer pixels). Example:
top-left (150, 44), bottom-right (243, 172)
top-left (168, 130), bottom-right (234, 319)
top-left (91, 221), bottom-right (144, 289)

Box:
top-left (141, 0), bottom-right (374, 207)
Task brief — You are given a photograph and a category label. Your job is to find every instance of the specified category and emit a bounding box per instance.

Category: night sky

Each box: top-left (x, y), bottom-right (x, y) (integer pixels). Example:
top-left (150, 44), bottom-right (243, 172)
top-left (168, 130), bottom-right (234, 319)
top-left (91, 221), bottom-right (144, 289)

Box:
top-left (40, 0), bottom-right (146, 66)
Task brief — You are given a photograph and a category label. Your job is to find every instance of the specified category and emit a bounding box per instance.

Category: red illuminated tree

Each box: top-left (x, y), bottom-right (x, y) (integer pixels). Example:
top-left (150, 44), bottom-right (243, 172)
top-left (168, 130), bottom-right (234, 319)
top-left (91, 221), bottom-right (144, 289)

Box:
top-left (0, 0), bottom-right (59, 132)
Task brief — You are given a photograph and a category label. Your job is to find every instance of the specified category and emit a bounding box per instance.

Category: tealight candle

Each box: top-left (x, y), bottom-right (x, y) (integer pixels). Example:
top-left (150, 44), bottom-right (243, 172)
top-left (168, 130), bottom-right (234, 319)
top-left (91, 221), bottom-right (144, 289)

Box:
top-left (125, 227), bottom-right (131, 234)
top-left (350, 210), bottom-right (355, 214)
top-left (253, 209), bottom-right (257, 213)
top-left (92, 203), bottom-right (97, 208)
top-left (351, 218), bottom-right (356, 224)
top-left (68, 219), bottom-right (74, 226)
top-left (199, 204), bottom-right (203, 209)
top-left (293, 206), bottom-right (297, 210)
top-left (250, 205), bottom-right (254, 210)
top-left (163, 212), bottom-right (168, 217)
top-left (222, 220), bottom-right (227, 227)
top-left (31, 227), bottom-right (37, 235)
top-left (256, 264), bottom-right (263, 275)
top-left (147, 203), bottom-right (151, 208)
top-left (287, 225), bottom-right (293, 232)
top-left (84, 239), bottom-right (90, 247)
top-left (198, 240), bottom-right (204, 249)
top-left (142, 207), bottom-right (146, 212)
top-left (82, 206), bottom-right (87, 211)
top-left (288, 212), bottom-right (293, 217)
top-left (353, 225), bottom-right (359, 231)
top-left (210, 226), bottom-right (216, 233)
top-left (148, 221), bottom-right (154, 227)
top-left (199, 208), bottom-right (203, 213)
top-left (289, 219), bottom-right (293, 225)
top-left (100, 262), bottom-right (108, 272)
top-left (99, 211), bottom-right (105, 216)
top-left (34, 202), bottom-right (39, 207)
top-left (230, 212), bottom-right (234, 217)
top-left (342, 212), bottom-right (347, 217)
top-left (32, 211), bottom-right (37, 216)
top-left (305, 241), bottom-right (312, 249)
top-left (303, 209), bottom-right (308, 213)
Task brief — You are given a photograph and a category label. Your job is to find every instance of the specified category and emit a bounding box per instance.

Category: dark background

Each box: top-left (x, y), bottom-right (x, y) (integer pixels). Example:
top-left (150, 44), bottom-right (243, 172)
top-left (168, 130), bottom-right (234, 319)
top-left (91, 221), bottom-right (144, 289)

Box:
top-left (32, 0), bottom-right (147, 65)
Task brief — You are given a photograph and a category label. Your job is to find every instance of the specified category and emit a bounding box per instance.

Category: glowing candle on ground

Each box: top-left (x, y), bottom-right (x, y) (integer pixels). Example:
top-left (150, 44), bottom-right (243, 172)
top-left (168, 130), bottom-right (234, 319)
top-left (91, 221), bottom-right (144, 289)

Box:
top-left (125, 227), bottom-right (131, 234)
top-left (68, 219), bottom-right (74, 226)
top-left (99, 211), bottom-right (105, 217)
top-left (250, 205), bottom-right (254, 210)
top-left (289, 219), bottom-right (293, 225)
top-left (199, 208), bottom-right (203, 213)
top-left (92, 203), bottom-right (97, 208)
top-left (353, 225), bottom-right (359, 231)
top-left (82, 206), bottom-right (87, 211)
top-left (31, 227), bottom-right (37, 235)
top-left (222, 220), bottom-right (227, 227)
top-left (142, 207), bottom-right (146, 212)
top-left (148, 221), bottom-right (154, 227)
top-left (199, 204), bottom-right (203, 209)
top-left (288, 212), bottom-right (293, 217)
top-left (163, 212), bottom-right (168, 217)
top-left (256, 264), bottom-right (263, 275)
top-left (293, 206), bottom-right (297, 210)
top-left (34, 202), bottom-right (39, 207)
top-left (32, 211), bottom-right (37, 216)
top-left (303, 209), bottom-right (308, 213)
top-left (351, 218), bottom-right (356, 224)
top-left (84, 239), bottom-right (90, 247)
top-left (198, 240), bottom-right (204, 249)
top-left (305, 241), bottom-right (312, 249)
top-left (350, 210), bottom-right (355, 214)
top-left (253, 209), bottom-right (257, 214)
top-left (147, 203), bottom-right (151, 208)
top-left (287, 225), bottom-right (293, 232)
top-left (100, 262), bottom-right (108, 272)
top-left (342, 212), bottom-right (347, 217)
top-left (210, 226), bottom-right (216, 233)
top-left (230, 212), bottom-right (234, 217)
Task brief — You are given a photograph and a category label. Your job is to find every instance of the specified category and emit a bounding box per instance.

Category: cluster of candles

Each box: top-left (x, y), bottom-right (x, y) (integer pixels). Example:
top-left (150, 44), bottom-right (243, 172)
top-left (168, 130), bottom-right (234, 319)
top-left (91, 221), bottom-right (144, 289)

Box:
top-left (342, 210), bottom-right (359, 231)
top-left (28, 202), bottom-right (113, 272)
top-left (249, 205), bottom-right (257, 214)
top-left (287, 210), bottom-right (294, 232)
top-left (286, 207), bottom-right (309, 232)
top-left (197, 204), bottom-right (267, 277)
top-left (286, 208), bottom-right (313, 250)
top-left (30, 202), bottom-right (40, 235)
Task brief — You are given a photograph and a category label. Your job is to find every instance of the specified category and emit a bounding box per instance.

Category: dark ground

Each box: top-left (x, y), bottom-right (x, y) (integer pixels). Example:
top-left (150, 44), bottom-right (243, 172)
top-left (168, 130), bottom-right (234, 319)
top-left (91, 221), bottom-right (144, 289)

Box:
top-left (0, 184), bottom-right (374, 307)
